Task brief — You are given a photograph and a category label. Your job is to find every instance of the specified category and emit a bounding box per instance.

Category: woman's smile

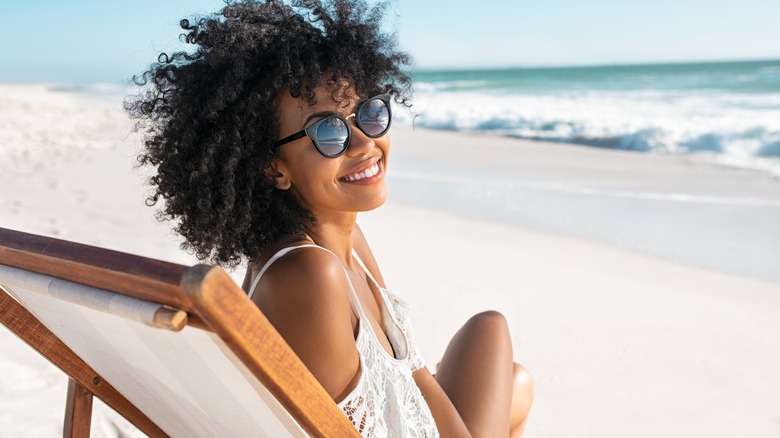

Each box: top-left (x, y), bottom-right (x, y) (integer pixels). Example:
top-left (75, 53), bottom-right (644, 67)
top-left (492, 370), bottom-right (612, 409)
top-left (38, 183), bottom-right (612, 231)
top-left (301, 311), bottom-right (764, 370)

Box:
top-left (339, 158), bottom-right (384, 184)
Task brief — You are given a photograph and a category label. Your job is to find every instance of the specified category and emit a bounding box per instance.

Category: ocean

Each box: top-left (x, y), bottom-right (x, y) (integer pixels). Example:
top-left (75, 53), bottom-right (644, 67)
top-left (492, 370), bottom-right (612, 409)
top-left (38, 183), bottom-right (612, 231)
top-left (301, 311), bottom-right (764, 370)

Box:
top-left (51, 59), bottom-right (780, 172)
top-left (385, 60), bottom-right (780, 282)
top-left (401, 59), bottom-right (780, 173)
top-left (3, 61), bottom-right (778, 281)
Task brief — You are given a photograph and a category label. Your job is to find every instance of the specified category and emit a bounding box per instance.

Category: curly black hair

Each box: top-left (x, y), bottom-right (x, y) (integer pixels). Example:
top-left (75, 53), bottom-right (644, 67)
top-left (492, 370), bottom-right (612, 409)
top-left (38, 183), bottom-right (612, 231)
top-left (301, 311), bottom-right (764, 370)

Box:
top-left (125, 0), bottom-right (412, 267)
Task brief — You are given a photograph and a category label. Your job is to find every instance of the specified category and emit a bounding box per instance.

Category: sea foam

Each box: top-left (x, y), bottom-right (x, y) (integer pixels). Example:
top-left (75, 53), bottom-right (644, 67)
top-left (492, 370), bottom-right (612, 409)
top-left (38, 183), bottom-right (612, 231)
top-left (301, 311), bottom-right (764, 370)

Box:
top-left (398, 61), bottom-right (780, 174)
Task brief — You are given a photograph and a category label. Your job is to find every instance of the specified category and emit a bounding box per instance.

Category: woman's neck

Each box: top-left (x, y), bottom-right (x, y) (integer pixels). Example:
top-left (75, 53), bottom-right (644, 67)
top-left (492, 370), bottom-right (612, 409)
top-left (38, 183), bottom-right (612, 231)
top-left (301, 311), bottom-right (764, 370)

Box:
top-left (303, 212), bottom-right (359, 267)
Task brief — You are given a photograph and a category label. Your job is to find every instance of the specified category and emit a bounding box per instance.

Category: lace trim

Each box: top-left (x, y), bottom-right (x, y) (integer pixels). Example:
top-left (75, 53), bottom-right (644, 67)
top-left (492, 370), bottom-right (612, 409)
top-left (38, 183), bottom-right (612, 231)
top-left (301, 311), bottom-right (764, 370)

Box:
top-left (337, 290), bottom-right (438, 437)
top-left (383, 289), bottom-right (427, 371)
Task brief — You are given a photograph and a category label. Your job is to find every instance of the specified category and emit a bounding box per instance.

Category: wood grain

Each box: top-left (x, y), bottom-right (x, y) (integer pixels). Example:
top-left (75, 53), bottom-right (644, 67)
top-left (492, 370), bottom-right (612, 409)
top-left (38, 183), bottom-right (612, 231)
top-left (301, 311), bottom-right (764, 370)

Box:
top-left (63, 378), bottom-right (93, 438)
top-left (0, 227), bottom-right (190, 309)
top-left (0, 227), bottom-right (207, 328)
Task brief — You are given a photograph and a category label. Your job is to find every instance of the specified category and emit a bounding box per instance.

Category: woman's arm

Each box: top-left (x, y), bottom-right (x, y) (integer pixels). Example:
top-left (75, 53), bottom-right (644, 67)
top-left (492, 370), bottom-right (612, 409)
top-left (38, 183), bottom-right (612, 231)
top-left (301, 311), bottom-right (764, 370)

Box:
top-left (413, 367), bottom-right (473, 437)
top-left (353, 225), bottom-right (473, 435)
top-left (250, 248), bottom-right (361, 401)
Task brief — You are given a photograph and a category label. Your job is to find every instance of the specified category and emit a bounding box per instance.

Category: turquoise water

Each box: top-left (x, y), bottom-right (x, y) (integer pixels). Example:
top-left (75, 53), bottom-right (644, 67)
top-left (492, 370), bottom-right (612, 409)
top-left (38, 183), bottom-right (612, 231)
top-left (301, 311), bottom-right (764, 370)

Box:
top-left (413, 60), bottom-right (780, 93)
top-left (403, 60), bottom-right (780, 161)
top-left (56, 59), bottom-right (780, 168)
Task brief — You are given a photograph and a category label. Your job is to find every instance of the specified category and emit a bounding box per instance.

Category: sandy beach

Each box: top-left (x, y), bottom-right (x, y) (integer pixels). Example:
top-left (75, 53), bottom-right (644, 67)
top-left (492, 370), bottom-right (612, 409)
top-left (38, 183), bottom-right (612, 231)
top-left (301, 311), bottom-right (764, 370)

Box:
top-left (1, 85), bottom-right (779, 437)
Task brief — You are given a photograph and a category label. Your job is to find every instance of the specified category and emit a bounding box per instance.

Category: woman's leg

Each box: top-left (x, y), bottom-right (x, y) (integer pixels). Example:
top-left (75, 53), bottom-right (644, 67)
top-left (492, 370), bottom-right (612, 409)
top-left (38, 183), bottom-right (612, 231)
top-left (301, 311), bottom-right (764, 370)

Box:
top-left (509, 364), bottom-right (534, 437)
top-left (434, 311), bottom-right (515, 437)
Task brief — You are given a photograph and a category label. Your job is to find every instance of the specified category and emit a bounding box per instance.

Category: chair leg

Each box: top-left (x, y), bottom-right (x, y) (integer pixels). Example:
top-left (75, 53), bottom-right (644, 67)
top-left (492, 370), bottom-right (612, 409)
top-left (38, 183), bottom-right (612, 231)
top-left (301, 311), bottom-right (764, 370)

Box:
top-left (63, 377), bottom-right (93, 438)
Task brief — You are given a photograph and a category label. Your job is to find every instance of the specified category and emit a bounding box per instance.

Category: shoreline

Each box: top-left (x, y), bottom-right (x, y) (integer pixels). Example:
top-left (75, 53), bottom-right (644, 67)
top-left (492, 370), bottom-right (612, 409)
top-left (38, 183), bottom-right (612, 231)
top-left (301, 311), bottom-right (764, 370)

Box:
top-left (5, 82), bottom-right (780, 177)
top-left (388, 126), bottom-right (780, 283)
top-left (1, 85), bottom-right (779, 437)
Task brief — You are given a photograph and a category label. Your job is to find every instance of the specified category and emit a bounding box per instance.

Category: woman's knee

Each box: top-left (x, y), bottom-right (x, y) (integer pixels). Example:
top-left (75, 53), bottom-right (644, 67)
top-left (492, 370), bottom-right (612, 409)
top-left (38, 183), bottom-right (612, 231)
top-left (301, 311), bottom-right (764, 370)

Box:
top-left (464, 310), bottom-right (510, 337)
top-left (513, 363), bottom-right (534, 402)
top-left (510, 363), bottom-right (534, 431)
top-left (446, 310), bottom-right (513, 359)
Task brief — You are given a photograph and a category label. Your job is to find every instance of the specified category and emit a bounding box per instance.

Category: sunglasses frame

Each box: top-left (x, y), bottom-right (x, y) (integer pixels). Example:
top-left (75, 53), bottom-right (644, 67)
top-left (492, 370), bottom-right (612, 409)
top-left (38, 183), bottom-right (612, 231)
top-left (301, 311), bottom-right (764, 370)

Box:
top-left (273, 94), bottom-right (392, 158)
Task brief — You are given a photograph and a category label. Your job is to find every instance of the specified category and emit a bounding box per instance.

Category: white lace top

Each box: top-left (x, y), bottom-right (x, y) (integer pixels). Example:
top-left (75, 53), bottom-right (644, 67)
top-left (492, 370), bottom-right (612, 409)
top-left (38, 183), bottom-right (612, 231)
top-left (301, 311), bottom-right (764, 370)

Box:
top-left (248, 244), bottom-right (439, 437)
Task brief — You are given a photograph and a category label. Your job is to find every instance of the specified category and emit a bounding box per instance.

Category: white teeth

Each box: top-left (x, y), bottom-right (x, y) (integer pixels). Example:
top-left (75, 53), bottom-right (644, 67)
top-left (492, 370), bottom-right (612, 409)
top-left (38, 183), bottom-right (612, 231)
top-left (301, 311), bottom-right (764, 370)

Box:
top-left (345, 163), bottom-right (379, 181)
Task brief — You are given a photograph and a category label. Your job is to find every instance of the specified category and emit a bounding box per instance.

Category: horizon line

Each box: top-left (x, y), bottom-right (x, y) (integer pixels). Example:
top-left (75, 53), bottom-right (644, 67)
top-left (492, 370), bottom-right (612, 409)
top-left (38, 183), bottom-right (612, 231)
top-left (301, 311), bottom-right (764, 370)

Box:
top-left (411, 57), bottom-right (780, 73)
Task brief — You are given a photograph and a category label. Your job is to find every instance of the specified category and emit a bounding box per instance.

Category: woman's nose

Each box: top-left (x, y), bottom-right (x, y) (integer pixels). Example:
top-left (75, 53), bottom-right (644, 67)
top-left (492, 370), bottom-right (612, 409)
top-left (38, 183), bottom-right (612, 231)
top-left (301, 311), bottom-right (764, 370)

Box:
top-left (346, 121), bottom-right (375, 157)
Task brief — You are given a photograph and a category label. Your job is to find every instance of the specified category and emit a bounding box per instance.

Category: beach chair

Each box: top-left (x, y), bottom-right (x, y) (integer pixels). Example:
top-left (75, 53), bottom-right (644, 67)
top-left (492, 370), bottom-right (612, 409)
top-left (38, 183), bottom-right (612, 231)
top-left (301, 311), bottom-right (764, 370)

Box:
top-left (0, 227), bottom-right (360, 438)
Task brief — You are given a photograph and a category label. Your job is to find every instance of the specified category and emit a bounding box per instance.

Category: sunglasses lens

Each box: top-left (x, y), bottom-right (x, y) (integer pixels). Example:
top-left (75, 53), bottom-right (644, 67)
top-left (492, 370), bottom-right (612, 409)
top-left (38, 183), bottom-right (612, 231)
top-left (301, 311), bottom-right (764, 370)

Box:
top-left (358, 97), bottom-right (390, 137)
top-left (314, 116), bottom-right (349, 156)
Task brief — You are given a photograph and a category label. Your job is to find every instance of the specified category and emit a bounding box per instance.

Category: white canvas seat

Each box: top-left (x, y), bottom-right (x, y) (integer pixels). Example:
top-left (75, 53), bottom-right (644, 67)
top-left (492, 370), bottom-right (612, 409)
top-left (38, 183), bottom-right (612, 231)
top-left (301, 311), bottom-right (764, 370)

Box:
top-left (0, 227), bottom-right (359, 438)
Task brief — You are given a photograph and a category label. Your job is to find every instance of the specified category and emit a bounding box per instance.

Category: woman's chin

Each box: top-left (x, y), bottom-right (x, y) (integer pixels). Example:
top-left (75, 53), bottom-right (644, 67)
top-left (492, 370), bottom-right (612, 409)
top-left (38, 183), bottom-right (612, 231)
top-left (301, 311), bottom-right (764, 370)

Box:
top-left (358, 196), bottom-right (387, 212)
top-left (350, 185), bottom-right (388, 212)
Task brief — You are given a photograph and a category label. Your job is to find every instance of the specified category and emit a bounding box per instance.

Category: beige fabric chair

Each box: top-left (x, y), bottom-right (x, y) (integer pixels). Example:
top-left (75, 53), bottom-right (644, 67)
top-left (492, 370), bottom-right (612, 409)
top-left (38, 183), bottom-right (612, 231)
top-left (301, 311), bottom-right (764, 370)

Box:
top-left (0, 227), bottom-right (359, 438)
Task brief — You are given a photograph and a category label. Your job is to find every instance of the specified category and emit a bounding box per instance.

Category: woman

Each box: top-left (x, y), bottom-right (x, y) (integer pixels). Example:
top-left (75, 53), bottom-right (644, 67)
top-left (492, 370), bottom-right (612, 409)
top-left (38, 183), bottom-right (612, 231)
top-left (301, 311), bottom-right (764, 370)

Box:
top-left (127, 1), bottom-right (533, 436)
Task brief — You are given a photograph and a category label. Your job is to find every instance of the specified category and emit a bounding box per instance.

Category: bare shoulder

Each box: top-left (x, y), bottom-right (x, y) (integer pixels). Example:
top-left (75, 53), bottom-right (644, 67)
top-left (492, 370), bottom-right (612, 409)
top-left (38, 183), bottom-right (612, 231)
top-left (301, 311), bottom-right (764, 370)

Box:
top-left (256, 247), bottom-right (349, 303)
top-left (251, 247), bottom-right (359, 400)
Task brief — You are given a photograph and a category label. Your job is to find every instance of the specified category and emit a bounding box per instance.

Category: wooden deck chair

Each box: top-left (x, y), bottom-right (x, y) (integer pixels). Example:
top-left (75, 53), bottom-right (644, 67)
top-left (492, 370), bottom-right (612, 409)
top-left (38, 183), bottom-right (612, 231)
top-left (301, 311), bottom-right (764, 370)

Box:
top-left (0, 227), bottom-right (360, 438)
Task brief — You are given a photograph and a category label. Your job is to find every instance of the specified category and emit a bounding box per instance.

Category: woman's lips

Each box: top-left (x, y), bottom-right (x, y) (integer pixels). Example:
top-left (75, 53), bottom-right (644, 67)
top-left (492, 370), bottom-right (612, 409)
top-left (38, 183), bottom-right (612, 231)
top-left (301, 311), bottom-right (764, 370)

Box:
top-left (339, 160), bottom-right (384, 184)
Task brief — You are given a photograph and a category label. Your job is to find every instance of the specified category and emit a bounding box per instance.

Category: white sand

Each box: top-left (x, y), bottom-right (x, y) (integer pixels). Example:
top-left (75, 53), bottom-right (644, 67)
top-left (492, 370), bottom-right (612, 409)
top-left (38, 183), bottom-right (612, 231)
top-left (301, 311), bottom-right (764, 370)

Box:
top-left (1, 85), bottom-right (779, 437)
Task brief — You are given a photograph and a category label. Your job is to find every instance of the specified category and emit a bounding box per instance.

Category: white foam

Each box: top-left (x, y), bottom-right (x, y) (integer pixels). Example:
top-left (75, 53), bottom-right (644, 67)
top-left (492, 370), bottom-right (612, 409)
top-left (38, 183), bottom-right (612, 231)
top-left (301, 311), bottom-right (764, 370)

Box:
top-left (396, 87), bottom-right (780, 170)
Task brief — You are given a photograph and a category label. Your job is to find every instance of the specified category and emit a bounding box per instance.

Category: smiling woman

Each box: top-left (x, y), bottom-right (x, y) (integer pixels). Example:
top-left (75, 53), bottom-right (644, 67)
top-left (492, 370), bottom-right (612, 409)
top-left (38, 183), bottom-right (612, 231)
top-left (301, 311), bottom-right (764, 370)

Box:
top-left (125, 0), bottom-right (412, 267)
top-left (125, 0), bottom-right (532, 436)
top-left (266, 86), bottom-right (391, 216)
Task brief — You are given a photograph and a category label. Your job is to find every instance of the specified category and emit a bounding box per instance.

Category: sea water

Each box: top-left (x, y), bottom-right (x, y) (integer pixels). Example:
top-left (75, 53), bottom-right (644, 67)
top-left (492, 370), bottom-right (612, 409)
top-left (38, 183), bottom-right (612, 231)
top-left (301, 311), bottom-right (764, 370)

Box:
top-left (36, 63), bottom-right (780, 282)
top-left (389, 60), bottom-right (780, 282)
top-left (55, 59), bottom-right (780, 170)
top-left (401, 60), bottom-right (780, 172)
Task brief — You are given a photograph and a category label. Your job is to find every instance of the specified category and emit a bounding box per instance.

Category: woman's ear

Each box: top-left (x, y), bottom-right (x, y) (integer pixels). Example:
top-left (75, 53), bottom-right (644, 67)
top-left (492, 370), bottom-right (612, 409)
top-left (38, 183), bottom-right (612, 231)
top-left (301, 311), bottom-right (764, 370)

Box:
top-left (264, 158), bottom-right (292, 190)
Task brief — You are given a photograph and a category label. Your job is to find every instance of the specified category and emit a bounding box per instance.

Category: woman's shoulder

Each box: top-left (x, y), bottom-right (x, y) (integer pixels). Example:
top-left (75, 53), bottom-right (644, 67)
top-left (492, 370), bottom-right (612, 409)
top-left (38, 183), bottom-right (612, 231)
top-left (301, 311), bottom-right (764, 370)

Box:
top-left (255, 242), bottom-right (351, 309)
top-left (250, 243), bottom-right (361, 399)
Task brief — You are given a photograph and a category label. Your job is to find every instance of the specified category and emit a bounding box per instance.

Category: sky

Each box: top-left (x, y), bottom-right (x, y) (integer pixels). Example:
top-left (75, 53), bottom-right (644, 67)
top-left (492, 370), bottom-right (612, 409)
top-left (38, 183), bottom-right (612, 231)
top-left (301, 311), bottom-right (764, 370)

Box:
top-left (1, 0), bottom-right (779, 83)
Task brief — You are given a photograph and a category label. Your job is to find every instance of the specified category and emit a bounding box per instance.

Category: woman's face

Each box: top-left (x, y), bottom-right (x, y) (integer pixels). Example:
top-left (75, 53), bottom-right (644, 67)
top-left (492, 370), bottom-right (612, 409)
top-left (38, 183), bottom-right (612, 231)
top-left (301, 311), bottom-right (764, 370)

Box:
top-left (269, 84), bottom-right (390, 219)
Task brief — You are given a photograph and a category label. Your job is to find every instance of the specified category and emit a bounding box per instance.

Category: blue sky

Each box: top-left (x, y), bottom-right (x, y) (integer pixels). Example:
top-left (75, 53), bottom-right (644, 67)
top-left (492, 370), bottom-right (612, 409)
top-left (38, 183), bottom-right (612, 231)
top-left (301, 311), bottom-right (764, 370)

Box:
top-left (1, 0), bottom-right (779, 83)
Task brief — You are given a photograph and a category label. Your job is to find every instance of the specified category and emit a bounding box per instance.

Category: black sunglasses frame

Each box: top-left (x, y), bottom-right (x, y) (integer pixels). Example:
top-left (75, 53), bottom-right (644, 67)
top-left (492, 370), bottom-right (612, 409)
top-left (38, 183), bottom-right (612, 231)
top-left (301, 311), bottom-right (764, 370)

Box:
top-left (272, 94), bottom-right (392, 158)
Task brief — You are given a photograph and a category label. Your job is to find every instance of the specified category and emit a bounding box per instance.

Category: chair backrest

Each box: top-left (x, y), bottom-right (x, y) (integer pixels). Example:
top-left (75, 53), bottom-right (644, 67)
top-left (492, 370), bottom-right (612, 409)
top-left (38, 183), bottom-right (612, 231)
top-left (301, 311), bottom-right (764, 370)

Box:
top-left (0, 227), bottom-right (359, 438)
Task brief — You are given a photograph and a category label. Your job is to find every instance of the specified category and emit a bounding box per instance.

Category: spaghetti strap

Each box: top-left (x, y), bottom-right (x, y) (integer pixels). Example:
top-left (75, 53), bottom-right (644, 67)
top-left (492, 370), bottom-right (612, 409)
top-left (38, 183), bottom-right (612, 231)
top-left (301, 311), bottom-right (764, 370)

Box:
top-left (351, 249), bottom-right (382, 289)
top-left (247, 244), bottom-right (335, 299)
top-left (248, 243), bottom-right (438, 435)
top-left (247, 244), bottom-right (364, 322)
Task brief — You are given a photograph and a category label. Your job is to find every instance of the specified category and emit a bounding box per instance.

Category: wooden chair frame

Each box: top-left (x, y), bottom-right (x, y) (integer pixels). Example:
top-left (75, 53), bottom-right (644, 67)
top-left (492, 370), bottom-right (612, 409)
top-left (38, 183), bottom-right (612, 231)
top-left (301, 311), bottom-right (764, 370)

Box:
top-left (0, 227), bottom-right (359, 437)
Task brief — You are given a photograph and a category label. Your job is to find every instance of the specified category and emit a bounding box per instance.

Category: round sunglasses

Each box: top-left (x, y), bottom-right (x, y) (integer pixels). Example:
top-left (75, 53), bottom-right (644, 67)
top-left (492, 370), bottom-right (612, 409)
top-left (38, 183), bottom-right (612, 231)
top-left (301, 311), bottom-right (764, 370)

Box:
top-left (273, 94), bottom-right (392, 158)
